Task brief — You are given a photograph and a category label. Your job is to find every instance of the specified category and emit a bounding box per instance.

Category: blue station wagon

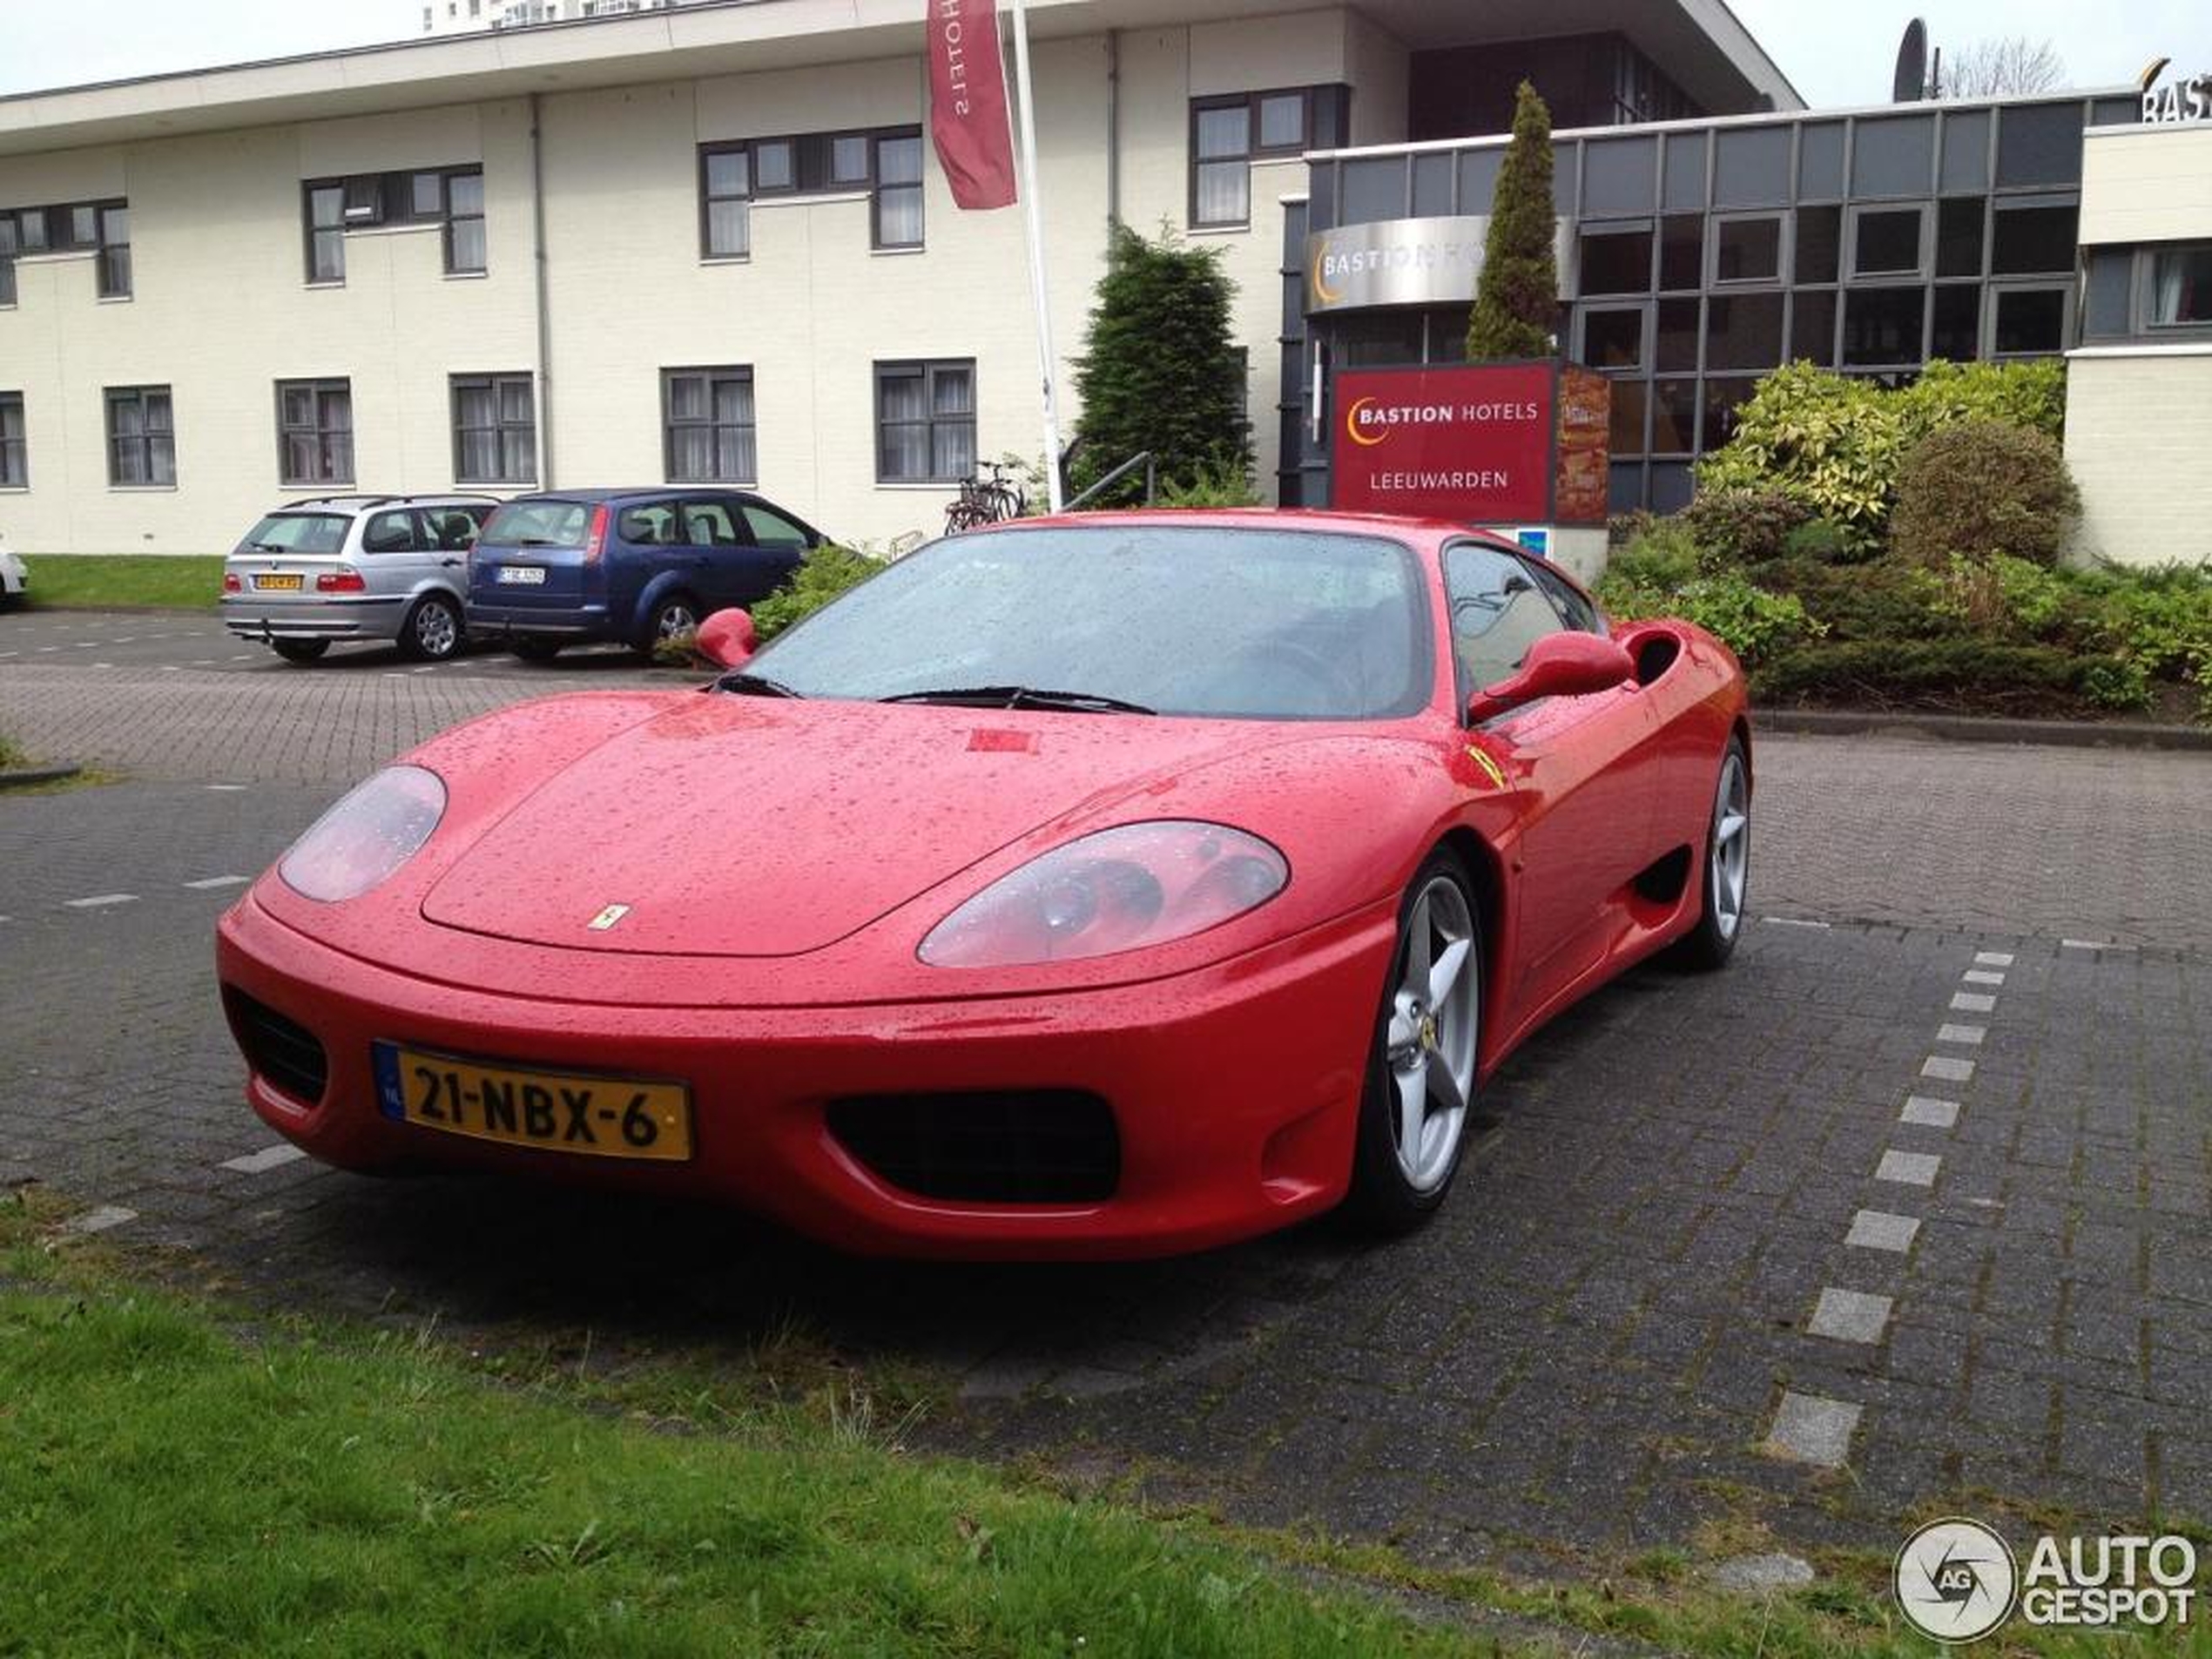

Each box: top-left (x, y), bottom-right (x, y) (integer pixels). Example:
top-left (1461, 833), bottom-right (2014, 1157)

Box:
top-left (464, 488), bottom-right (826, 662)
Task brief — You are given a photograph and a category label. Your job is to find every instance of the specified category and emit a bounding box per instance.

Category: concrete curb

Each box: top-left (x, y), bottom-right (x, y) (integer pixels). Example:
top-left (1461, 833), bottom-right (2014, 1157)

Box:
top-left (1752, 708), bottom-right (2212, 752)
top-left (17, 603), bottom-right (210, 617)
top-left (0, 765), bottom-right (84, 790)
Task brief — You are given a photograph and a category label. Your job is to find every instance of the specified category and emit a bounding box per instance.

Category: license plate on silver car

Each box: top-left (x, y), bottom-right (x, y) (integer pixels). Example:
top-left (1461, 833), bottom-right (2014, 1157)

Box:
top-left (496, 566), bottom-right (547, 585)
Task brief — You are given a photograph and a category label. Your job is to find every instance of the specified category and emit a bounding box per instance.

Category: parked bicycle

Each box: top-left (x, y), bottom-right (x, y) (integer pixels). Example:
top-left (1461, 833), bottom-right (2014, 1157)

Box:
top-left (942, 460), bottom-right (1028, 535)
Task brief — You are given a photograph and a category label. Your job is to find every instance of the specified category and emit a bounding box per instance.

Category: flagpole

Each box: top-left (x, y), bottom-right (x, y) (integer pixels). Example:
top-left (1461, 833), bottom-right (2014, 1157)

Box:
top-left (1006, 0), bottom-right (1065, 512)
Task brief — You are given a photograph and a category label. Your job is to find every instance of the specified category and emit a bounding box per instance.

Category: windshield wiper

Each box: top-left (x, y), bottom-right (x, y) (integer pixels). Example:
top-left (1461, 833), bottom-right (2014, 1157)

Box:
top-left (715, 671), bottom-right (805, 698)
top-left (880, 685), bottom-right (1155, 715)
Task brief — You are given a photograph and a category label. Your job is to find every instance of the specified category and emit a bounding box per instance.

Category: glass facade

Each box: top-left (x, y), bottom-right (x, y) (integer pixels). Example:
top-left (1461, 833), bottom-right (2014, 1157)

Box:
top-left (1285, 92), bottom-right (2140, 512)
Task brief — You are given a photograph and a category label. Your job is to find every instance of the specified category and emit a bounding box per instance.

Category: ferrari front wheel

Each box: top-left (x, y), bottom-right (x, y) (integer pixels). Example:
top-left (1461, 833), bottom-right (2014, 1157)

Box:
top-left (1346, 850), bottom-right (1482, 1234)
top-left (1669, 734), bottom-right (1750, 971)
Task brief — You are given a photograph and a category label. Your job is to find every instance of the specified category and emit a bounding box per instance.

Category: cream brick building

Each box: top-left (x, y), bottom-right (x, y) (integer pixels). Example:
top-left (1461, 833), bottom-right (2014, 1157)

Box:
top-left (0, 0), bottom-right (1792, 555)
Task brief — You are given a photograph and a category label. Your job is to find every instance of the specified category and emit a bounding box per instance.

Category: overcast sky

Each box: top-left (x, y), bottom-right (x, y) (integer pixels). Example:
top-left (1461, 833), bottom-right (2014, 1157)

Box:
top-left (0, 0), bottom-right (2202, 105)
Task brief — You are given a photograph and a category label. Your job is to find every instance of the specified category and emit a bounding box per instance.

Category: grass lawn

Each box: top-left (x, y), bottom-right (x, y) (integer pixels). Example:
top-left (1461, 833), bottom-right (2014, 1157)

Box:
top-left (22, 552), bottom-right (226, 609)
top-left (2, 1189), bottom-right (2183, 1659)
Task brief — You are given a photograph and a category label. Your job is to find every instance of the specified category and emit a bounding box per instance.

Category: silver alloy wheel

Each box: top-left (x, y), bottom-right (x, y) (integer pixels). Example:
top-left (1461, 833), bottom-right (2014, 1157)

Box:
top-left (655, 600), bottom-right (699, 644)
top-left (1710, 749), bottom-right (1750, 941)
top-left (1383, 875), bottom-right (1479, 1193)
top-left (414, 597), bottom-right (461, 659)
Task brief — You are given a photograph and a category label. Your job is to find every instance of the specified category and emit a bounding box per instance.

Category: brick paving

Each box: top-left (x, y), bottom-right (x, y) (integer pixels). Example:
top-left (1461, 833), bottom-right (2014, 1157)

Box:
top-left (3, 624), bottom-right (2209, 1568)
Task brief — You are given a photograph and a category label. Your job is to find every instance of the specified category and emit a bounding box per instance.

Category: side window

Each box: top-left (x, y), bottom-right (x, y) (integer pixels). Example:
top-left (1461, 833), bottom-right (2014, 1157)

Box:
top-left (1444, 543), bottom-right (1569, 692)
top-left (1521, 558), bottom-right (1603, 634)
top-left (617, 502), bottom-right (678, 545)
top-left (741, 503), bottom-right (813, 550)
top-left (428, 508), bottom-right (482, 551)
top-left (680, 500), bottom-right (742, 546)
top-left (361, 509), bottom-right (419, 553)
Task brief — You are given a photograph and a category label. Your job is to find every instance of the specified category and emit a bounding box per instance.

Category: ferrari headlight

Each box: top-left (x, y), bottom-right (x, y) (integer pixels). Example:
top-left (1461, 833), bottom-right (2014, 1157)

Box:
top-left (918, 820), bottom-right (1288, 968)
top-left (279, 765), bottom-right (447, 902)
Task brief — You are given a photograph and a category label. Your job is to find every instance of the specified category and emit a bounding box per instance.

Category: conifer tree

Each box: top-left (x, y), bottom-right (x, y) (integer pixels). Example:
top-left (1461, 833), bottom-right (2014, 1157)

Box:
top-left (1070, 223), bottom-right (1251, 503)
top-left (1465, 82), bottom-right (1559, 361)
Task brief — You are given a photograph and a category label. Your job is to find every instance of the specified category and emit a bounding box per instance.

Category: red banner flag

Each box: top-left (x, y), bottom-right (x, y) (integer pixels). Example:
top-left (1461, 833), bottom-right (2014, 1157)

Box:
top-left (927, 0), bottom-right (1017, 211)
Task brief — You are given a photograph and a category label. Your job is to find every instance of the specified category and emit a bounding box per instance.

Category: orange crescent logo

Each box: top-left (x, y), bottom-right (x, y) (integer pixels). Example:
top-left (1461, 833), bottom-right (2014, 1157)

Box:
top-left (1310, 241), bottom-right (1341, 305)
top-left (1345, 396), bottom-right (1386, 447)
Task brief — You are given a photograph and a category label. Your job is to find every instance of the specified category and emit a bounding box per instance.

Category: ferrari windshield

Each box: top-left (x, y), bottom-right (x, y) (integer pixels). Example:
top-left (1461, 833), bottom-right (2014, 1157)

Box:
top-left (746, 524), bottom-right (1433, 720)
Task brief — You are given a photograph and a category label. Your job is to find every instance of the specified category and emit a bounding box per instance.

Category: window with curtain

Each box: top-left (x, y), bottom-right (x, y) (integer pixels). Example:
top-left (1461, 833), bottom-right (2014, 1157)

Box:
top-left (0, 393), bottom-right (25, 486)
top-left (276, 379), bottom-right (354, 486)
top-left (450, 373), bottom-right (536, 484)
top-left (875, 360), bottom-right (974, 482)
top-left (663, 367), bottom-right (757, 482)
top-left (1190, 91), bottom-right (1310, 229)
top-left (2149, 245), bottom-right (2211, 327)
top-left (105, 386), bottom-right (175, 486)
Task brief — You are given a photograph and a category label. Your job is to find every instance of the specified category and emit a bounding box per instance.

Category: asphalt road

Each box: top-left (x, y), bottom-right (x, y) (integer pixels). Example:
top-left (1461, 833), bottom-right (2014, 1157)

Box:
top-left (3, 604), bottom-right (2209, 1570)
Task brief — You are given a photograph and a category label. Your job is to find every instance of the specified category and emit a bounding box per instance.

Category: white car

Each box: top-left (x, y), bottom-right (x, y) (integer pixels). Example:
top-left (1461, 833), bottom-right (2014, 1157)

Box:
top-left (0, 546), bottom-right (26, 608)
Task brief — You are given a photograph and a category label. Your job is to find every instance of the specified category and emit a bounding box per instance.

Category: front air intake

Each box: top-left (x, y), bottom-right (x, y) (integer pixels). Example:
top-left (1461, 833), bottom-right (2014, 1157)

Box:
top-left (826, 1090), bottom-right (1120, 1204)
top-left (221, 986), bottom-right (329, 1106)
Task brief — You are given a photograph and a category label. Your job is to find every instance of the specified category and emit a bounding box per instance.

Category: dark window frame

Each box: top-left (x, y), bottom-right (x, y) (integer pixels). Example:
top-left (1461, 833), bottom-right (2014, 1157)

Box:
top-left (1986, 280), bottom-right (2073, 360)
top-left (0, 197), bottom-right (130, 302)
top-left (2140, 240), bottom-right (2212, 335)
top-left (105, 384), bottom-right (175, 488)
top-left (0, 391), bottom-right (26, 487)
top-left (661, 365), bottom-right (759, 484)
top-left (274, 377), bottom-right (355, 488)
top-left (1710, 212), bottom-right (1784, 287)
top-left (874, 358), bottom-right (975, 484)
top-left (698, 126), bottom-right (927, 260)
top-left (300, 165), bottom-right (485, 285)
top-left (1847, 201), bottom-right (1929, 280)
top-left (1190, 88), bottom-right (1313, 230)
top-left (448, 372), bottom-right (536, 486)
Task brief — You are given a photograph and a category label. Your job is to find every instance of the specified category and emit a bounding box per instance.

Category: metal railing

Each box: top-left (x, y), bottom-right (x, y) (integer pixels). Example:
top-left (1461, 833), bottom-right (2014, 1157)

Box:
top-left (1064, 451), bottom-right (1157, 512)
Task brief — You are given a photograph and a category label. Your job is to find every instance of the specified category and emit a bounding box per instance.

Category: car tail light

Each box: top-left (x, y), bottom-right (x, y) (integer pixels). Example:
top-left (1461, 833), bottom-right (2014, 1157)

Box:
top-left (222, 571), bottom-right (241, 593)
top-left (582, 504), bottom-right (610, 563)
top-left (316, 568), bottom-right (367, 593)
top-left (918, 821), bottom-right (1288, 968)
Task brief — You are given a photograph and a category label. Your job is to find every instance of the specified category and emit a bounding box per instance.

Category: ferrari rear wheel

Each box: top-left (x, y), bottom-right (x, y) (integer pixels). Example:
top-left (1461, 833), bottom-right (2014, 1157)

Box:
top-left (1670, 735), bottom-right (1750, 971)
top-left (1346, 849), bottom-right (1482, 1233)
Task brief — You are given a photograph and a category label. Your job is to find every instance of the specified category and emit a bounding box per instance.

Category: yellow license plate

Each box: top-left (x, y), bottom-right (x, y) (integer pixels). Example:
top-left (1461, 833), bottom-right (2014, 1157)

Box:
top-left (254, 573), bottom-right (304, 590)
top-left (372, 1042), bottom-right (692, 1161)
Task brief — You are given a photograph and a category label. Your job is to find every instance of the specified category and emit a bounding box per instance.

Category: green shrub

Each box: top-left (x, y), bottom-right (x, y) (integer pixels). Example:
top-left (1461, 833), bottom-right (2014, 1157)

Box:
top-left (1891, 420), bottom-right (2080, 569)
top-left (1753, 638), bottom-right (2093, 715)
top-left (1898, 358), bottom-right (2067, 446)
top-left (750, 543), bottom-right (885, 642)
top-left (1935, 553), bottom-right (2073, 638)
top-left (1680, 486), bottom-right (1809, 564)
top-left (1695, 365), bottom-right (1901, 555)
top-left (1752, 558), bottom-right (1961, 643)
top-left (1779, 518), bottom-right (1853, 563)
top-left (1597, 518), bottom-right (1703, 597)
top-left (1154, 462), bottom-right (1262, 507)
top-left (1465, 83), bottom-right (1558, 360)
top-left (1599, 529), bottom-right (1821, 667)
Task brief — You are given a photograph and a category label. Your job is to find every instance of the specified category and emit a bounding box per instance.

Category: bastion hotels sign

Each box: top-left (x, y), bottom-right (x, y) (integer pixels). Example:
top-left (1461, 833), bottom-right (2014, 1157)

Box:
top-left (1330, 363), bottom-right (1609, 525)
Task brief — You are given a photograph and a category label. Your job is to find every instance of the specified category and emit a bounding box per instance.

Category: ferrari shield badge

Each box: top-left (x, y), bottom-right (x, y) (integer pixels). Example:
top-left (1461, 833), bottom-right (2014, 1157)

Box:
top-left (586, 903), bottom-right (632, 932)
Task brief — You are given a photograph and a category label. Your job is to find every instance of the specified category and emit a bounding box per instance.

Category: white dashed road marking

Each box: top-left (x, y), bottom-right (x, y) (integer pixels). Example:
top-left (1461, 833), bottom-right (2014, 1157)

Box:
top-left (1951, 992), bottom-right (1996, 1013)
top-left (1900, 1096), bottom-right (1960, 1129)
top-left (1762, 916), bottom-right (1832, 930)
top-left (1764, 1393), bottom-right (1860, 1467)
top-left (205, 784), bottom-right (248, 792)
top-left (1963, 968), bottom-right (2006, 986)
top-left (1974, 951), bottom-right (2015, 967)
top-left (183, 875), bottom-right (251, 891)
top-left (1921, 1054), bottom-right (1975, 1082)
top-left (1807, 1288), bottom-right (1892, 1344)
top-left (67, 1205), bottom-right (138, 1235)
top-left (64, 893), bottom-right (139, 909)
top-left (219, 1144), bottom-right (307, 1175)
top-left (1877, 1149), bottom-right (1942, 1187)
top-left (1936, 1023), bottom-right (1986, 1046)
top-left (1846, 1210), bottom-right (1921, 1253)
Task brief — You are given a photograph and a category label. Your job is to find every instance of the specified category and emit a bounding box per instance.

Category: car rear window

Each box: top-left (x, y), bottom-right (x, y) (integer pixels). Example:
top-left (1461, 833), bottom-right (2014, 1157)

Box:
top-left (482, 501), bottom-right (591, 548)
top-left (241, 513), bottom-right (348, 555)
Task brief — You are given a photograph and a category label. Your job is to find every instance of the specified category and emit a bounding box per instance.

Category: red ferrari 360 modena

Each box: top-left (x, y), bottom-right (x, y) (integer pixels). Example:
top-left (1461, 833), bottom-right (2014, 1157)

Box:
top-left (216, 511), bottom-right (1750, 1258)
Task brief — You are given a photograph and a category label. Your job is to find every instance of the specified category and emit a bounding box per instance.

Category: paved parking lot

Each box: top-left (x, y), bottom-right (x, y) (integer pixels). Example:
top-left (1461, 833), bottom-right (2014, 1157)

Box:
top-left (3, 606), bottom-right (2209, 1568)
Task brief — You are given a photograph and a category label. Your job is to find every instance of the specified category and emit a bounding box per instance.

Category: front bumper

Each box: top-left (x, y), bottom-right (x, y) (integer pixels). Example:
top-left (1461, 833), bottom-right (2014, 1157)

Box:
top-left (214, 892), bottom-right (1394, 1259)
top-left (221, 595), bottom-right (404, 643)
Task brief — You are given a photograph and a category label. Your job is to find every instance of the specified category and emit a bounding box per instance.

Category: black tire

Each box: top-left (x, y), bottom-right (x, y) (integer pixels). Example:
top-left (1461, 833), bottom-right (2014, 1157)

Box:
top-left (270, 638), bottom-right (329, 664)
top-left (1669, 735), bottom-right (1750, 972)
top-left (1344, 847), bottom-right (1485, 1236)
top-left (639, 593), bottom-right (701, 658)
top-left (399, 593), bottom-right (465, 663)
top-left (510, 638), bottom-right (563, 664)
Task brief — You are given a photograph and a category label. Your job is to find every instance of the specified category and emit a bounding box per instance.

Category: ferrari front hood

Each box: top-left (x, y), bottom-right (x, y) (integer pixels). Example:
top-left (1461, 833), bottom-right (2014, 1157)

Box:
top-left (420, 695), bottom-right (1301, 957)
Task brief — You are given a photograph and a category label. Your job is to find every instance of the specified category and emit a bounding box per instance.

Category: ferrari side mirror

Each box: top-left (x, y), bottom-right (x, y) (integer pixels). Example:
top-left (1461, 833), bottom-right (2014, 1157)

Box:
top-left (696, 608), bottom-right (758, 670)
top-left (1467, 632), bottom-right (1635, 723)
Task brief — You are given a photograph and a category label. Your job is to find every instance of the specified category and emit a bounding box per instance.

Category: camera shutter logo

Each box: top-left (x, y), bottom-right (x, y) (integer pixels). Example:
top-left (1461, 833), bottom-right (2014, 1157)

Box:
top-left (1896, 1517), bottom-right (2020, 1643)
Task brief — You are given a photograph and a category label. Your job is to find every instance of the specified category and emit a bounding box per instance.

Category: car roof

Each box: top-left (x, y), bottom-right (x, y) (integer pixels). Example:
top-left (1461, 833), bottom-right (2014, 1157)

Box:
top-left (495, 487), bottom-right (768, 505)
top-left (271, 493), bottom-right (500, 514)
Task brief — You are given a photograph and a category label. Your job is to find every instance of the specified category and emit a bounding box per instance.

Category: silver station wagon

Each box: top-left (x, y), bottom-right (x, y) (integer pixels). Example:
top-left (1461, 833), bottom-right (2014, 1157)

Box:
top-left (220, 494), bottom-right (498, 664)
